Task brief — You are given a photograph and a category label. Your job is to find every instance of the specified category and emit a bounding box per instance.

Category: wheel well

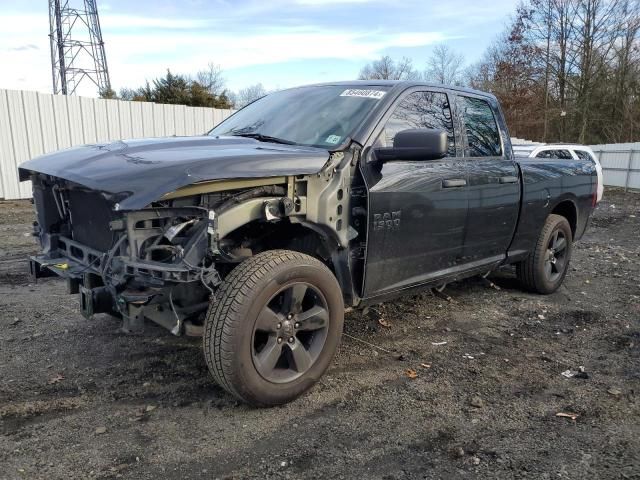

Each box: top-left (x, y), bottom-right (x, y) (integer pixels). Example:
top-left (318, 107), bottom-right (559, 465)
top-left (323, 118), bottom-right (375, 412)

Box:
top-left (551, 200), bottom-right (577, 237)
top-left (222, 219), bottom-right (356, 304)
top-left (258, 222), bottom-right (333, 258)
top-left (222, 220), bottom-right (335, 267)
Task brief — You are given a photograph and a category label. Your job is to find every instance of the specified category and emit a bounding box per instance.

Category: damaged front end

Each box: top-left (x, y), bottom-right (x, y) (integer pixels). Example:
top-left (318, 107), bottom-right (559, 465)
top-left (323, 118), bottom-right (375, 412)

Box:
top-left (25, 140), bottom-right (363, 336)
top-left (26, 168), bottom-right (335, 336)
top-left (29, 175), bottom-right (220, 335)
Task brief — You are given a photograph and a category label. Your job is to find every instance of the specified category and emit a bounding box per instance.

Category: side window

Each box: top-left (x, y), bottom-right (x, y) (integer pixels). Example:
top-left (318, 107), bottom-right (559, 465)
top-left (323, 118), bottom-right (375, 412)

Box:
top-left (378, 91), bottom-right (456, 156)
top-left (459, 96), bottom-right (502, 157)
top-left (535, 150), bottom-right (552, 158)
top-left (574, 150), bottom-right (595, 162)
top-left (536, 149), bottom-right (572, 160)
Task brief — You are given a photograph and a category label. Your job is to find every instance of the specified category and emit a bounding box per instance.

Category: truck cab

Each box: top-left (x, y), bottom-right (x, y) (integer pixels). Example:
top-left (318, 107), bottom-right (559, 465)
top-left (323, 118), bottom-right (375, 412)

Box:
top-left (20, 81), bottom-right (598, 406)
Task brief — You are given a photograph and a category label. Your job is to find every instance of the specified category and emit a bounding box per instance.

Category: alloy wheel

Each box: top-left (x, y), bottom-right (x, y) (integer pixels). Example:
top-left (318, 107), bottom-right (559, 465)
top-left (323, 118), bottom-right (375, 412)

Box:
top-left (544, 229), bottom-right (568, 282)
top-left (252, 282), bottom-right (329, 383)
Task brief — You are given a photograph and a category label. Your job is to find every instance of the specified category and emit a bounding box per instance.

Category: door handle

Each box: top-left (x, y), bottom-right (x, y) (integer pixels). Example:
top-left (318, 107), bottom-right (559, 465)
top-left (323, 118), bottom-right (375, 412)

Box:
top-left (442, 178), bottom-right (467, 188)
top-left (499, 175), bottom-right (518, 184)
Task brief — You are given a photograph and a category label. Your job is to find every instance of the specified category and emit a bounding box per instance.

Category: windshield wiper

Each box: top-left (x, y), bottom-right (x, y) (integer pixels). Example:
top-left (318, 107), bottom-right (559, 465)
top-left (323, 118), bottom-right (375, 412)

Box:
top-left (230, 132), bottom-right (297, 145)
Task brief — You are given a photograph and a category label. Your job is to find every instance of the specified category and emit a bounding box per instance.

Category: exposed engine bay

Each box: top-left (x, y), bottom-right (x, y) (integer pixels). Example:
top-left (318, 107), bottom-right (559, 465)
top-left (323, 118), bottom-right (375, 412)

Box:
top-left (27, 148), bottom-right (366, 335)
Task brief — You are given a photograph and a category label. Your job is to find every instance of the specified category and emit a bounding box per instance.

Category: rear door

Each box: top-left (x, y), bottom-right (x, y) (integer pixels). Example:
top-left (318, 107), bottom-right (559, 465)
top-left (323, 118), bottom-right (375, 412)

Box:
top-left (362, 89), bottom-right (468, 297)
top-left (457, 94), bottom-right (521, 265)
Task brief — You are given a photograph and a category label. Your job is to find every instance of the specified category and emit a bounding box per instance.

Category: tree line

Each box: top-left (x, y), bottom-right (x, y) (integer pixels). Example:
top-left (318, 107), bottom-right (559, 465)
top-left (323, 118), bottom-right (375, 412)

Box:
top-left (468, 0), bottom-right (639, 144)
top-left (100, 63), bottom-right (268, 110)
top-left (360, 0), bottom-right (639, 144)
top-left (357, 46), bottom-right (466, 86)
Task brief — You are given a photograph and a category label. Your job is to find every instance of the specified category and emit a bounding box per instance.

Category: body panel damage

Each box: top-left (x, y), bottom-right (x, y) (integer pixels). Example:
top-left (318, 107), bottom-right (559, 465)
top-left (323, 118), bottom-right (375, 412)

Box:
top-left (19, 136), bottom-right (330, 210)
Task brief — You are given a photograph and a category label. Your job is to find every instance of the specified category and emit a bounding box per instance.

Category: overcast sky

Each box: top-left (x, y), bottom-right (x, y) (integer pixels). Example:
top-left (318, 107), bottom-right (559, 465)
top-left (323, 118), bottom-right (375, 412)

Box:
top-left (0, 0), bottom-right (518, 97)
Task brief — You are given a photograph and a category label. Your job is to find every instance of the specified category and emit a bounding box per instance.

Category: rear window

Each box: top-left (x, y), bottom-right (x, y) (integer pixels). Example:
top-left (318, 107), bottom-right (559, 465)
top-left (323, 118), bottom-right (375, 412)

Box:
top-left (574, 150), bottom-right (595, 162)
top-left (459, 96), bottom-right (502, 157)
top-left (536, 149), bottom-right (573, 160)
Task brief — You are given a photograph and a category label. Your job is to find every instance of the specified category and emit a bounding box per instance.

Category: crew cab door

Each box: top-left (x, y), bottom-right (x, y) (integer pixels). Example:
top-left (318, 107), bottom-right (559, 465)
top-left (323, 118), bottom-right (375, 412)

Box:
top-left (456, 94), bottom-right (521, 265)
top-left (361, 90), bottom-right (468, 298)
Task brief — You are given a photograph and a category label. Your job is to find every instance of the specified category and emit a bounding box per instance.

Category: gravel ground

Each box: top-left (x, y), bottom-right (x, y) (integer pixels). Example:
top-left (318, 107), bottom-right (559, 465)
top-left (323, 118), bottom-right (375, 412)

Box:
top-left (0, 189), bottom-right (639, 480)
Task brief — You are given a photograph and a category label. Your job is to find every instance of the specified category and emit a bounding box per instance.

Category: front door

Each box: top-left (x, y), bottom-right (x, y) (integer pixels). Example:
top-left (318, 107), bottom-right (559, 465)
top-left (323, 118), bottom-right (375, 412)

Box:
top-left (456, 95), bottom-right (521, 264)
top-left (362, 90), bottom-right (468, 298)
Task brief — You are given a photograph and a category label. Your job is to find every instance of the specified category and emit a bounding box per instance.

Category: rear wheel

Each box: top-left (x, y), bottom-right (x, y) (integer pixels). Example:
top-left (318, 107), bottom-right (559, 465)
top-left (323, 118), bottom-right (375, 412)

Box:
top-left (203, 250), bottom-right (344, 406)
top-left (517, 214), bottom-right (572, 294)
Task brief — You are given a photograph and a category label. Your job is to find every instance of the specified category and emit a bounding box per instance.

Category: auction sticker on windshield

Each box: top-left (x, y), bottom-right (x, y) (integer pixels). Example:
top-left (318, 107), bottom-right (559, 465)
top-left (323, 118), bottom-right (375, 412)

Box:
top-left (340, 89), bottom-right (386, 99)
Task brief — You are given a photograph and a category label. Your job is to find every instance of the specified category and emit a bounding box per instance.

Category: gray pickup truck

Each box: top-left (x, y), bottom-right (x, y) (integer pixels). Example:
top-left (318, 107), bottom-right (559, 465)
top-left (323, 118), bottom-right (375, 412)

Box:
top-left (19, 81), bottom-right (598, 406)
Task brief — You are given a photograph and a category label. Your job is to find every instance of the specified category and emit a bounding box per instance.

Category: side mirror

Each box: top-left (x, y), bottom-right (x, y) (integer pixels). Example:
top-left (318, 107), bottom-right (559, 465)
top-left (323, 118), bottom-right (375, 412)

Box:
top-left (373, 129), bottom-right (448, 162)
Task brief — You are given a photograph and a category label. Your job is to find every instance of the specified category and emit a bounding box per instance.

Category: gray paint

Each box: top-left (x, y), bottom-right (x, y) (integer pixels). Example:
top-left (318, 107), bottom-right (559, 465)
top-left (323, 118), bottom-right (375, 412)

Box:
top-left (19, 136), bottom-right (330, 210)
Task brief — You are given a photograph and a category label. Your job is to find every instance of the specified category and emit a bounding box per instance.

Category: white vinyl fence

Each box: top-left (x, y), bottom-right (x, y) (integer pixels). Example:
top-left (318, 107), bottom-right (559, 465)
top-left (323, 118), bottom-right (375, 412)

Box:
top-left (0, 89), bottom-right (234, 200)
top-left (590, 142), bottom-right (640, 191)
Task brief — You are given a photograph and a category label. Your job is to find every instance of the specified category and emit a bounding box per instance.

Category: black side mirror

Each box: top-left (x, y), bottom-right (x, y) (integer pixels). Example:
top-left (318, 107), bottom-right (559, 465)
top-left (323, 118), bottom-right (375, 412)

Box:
top-left (373, 129), bottom-right (448, 162)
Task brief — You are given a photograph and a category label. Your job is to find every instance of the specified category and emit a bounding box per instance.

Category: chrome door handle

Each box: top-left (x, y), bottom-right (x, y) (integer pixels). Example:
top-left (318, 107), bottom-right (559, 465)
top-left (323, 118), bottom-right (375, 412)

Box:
top-left (499, 176), bottom-right (518, 184)
top-left (442, 179), bottom-right (467, 188)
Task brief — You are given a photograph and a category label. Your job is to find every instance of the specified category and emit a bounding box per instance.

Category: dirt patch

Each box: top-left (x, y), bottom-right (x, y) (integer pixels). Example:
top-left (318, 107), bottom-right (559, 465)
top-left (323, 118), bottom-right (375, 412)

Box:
top-left (0, 188), bottom-right (639, 479)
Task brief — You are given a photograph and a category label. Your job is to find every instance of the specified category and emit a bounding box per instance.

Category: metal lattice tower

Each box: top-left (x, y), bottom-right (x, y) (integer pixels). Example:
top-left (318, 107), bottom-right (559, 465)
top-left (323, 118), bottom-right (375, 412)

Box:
top-left (49, 0), bottom-right (111, 95)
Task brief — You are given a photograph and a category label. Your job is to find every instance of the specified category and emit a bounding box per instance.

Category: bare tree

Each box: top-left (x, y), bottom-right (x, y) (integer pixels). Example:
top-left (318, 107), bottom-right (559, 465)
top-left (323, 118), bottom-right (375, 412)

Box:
top-left (524, 0), bottom-right (580, 139)
top-left (196, 63), bottom-right (226, 96)
top-left (358, 55), bottom-right (420, 80)
top-left (233, 83), bottom-right (268, 108)
top-left (424, 44), bottom-right (465, 85)
top-left (572, 0), bottom-right (625, 142)
top-left (470, 0), bottom-right (640, 144)
top-left (609, 0), bottom-right (640, 141)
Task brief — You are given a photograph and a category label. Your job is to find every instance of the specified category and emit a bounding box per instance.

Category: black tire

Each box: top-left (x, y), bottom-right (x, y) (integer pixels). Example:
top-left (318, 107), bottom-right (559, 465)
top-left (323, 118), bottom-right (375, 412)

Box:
top-left (517, 214), bottom-right (573, 294)
top-left (203, 250), bottom-right (344, 406)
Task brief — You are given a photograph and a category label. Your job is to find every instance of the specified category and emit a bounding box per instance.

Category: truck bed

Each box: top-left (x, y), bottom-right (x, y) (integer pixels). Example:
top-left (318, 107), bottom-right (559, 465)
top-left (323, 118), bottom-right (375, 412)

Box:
top-left (509, 156), bottom-right (596, 261)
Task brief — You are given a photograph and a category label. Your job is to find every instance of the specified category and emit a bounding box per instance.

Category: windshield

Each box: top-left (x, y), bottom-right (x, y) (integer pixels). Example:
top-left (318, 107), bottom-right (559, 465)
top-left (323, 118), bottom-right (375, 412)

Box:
top-left (208, 85), bottom-right (390, 148)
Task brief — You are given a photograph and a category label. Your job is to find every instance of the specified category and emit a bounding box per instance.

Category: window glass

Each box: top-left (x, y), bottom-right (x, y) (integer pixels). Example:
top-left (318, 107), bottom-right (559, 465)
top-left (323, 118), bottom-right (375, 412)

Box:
top-left (536, 149), bottom-right (573, 160)
top-left (209, 85), bottom-right (389, 148)
top-left (459, 96), bottom-right (502, 157)
top-left (574, 150), bottom-right (595, 162)
top-left (378, 91), bottom-right (455, 156)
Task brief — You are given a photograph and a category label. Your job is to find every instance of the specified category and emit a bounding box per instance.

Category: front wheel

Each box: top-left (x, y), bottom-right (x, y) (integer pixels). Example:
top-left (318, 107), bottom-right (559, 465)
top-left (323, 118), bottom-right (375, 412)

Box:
top-left (203, 250), bottom-right (344, 406)
top-left (517, 214), bottom-right (573, 294)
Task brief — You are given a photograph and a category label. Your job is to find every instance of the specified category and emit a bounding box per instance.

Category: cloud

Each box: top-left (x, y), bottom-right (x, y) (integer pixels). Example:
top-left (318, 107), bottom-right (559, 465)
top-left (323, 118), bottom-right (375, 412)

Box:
top-left (293, 0), bottom-right (377, 4)
top-left (104, 25), bottom-right (446, 87)
top-left (101, 14), bottom-right (209, 30)
top-left (8, 44), bottom-right (39, 52)
top-left (0, 1), bottom-right (513, 96)
top-left (103, 23), bottom-right (446, 68)
top-left (0, 7), bottom-right (447, 95)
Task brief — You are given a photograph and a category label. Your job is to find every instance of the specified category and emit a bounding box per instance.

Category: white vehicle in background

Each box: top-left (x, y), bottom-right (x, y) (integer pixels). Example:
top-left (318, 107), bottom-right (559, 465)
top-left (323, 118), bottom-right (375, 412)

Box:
top-left (512, 143), bottom-right (604, 203)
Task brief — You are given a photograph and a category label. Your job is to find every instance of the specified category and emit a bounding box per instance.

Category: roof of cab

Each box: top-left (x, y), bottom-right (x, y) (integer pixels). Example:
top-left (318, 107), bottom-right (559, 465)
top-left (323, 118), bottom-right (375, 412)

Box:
top-left (288, 80), bottom-right (498, 100)
top-left (261, 81), bottom-right (499, 147)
